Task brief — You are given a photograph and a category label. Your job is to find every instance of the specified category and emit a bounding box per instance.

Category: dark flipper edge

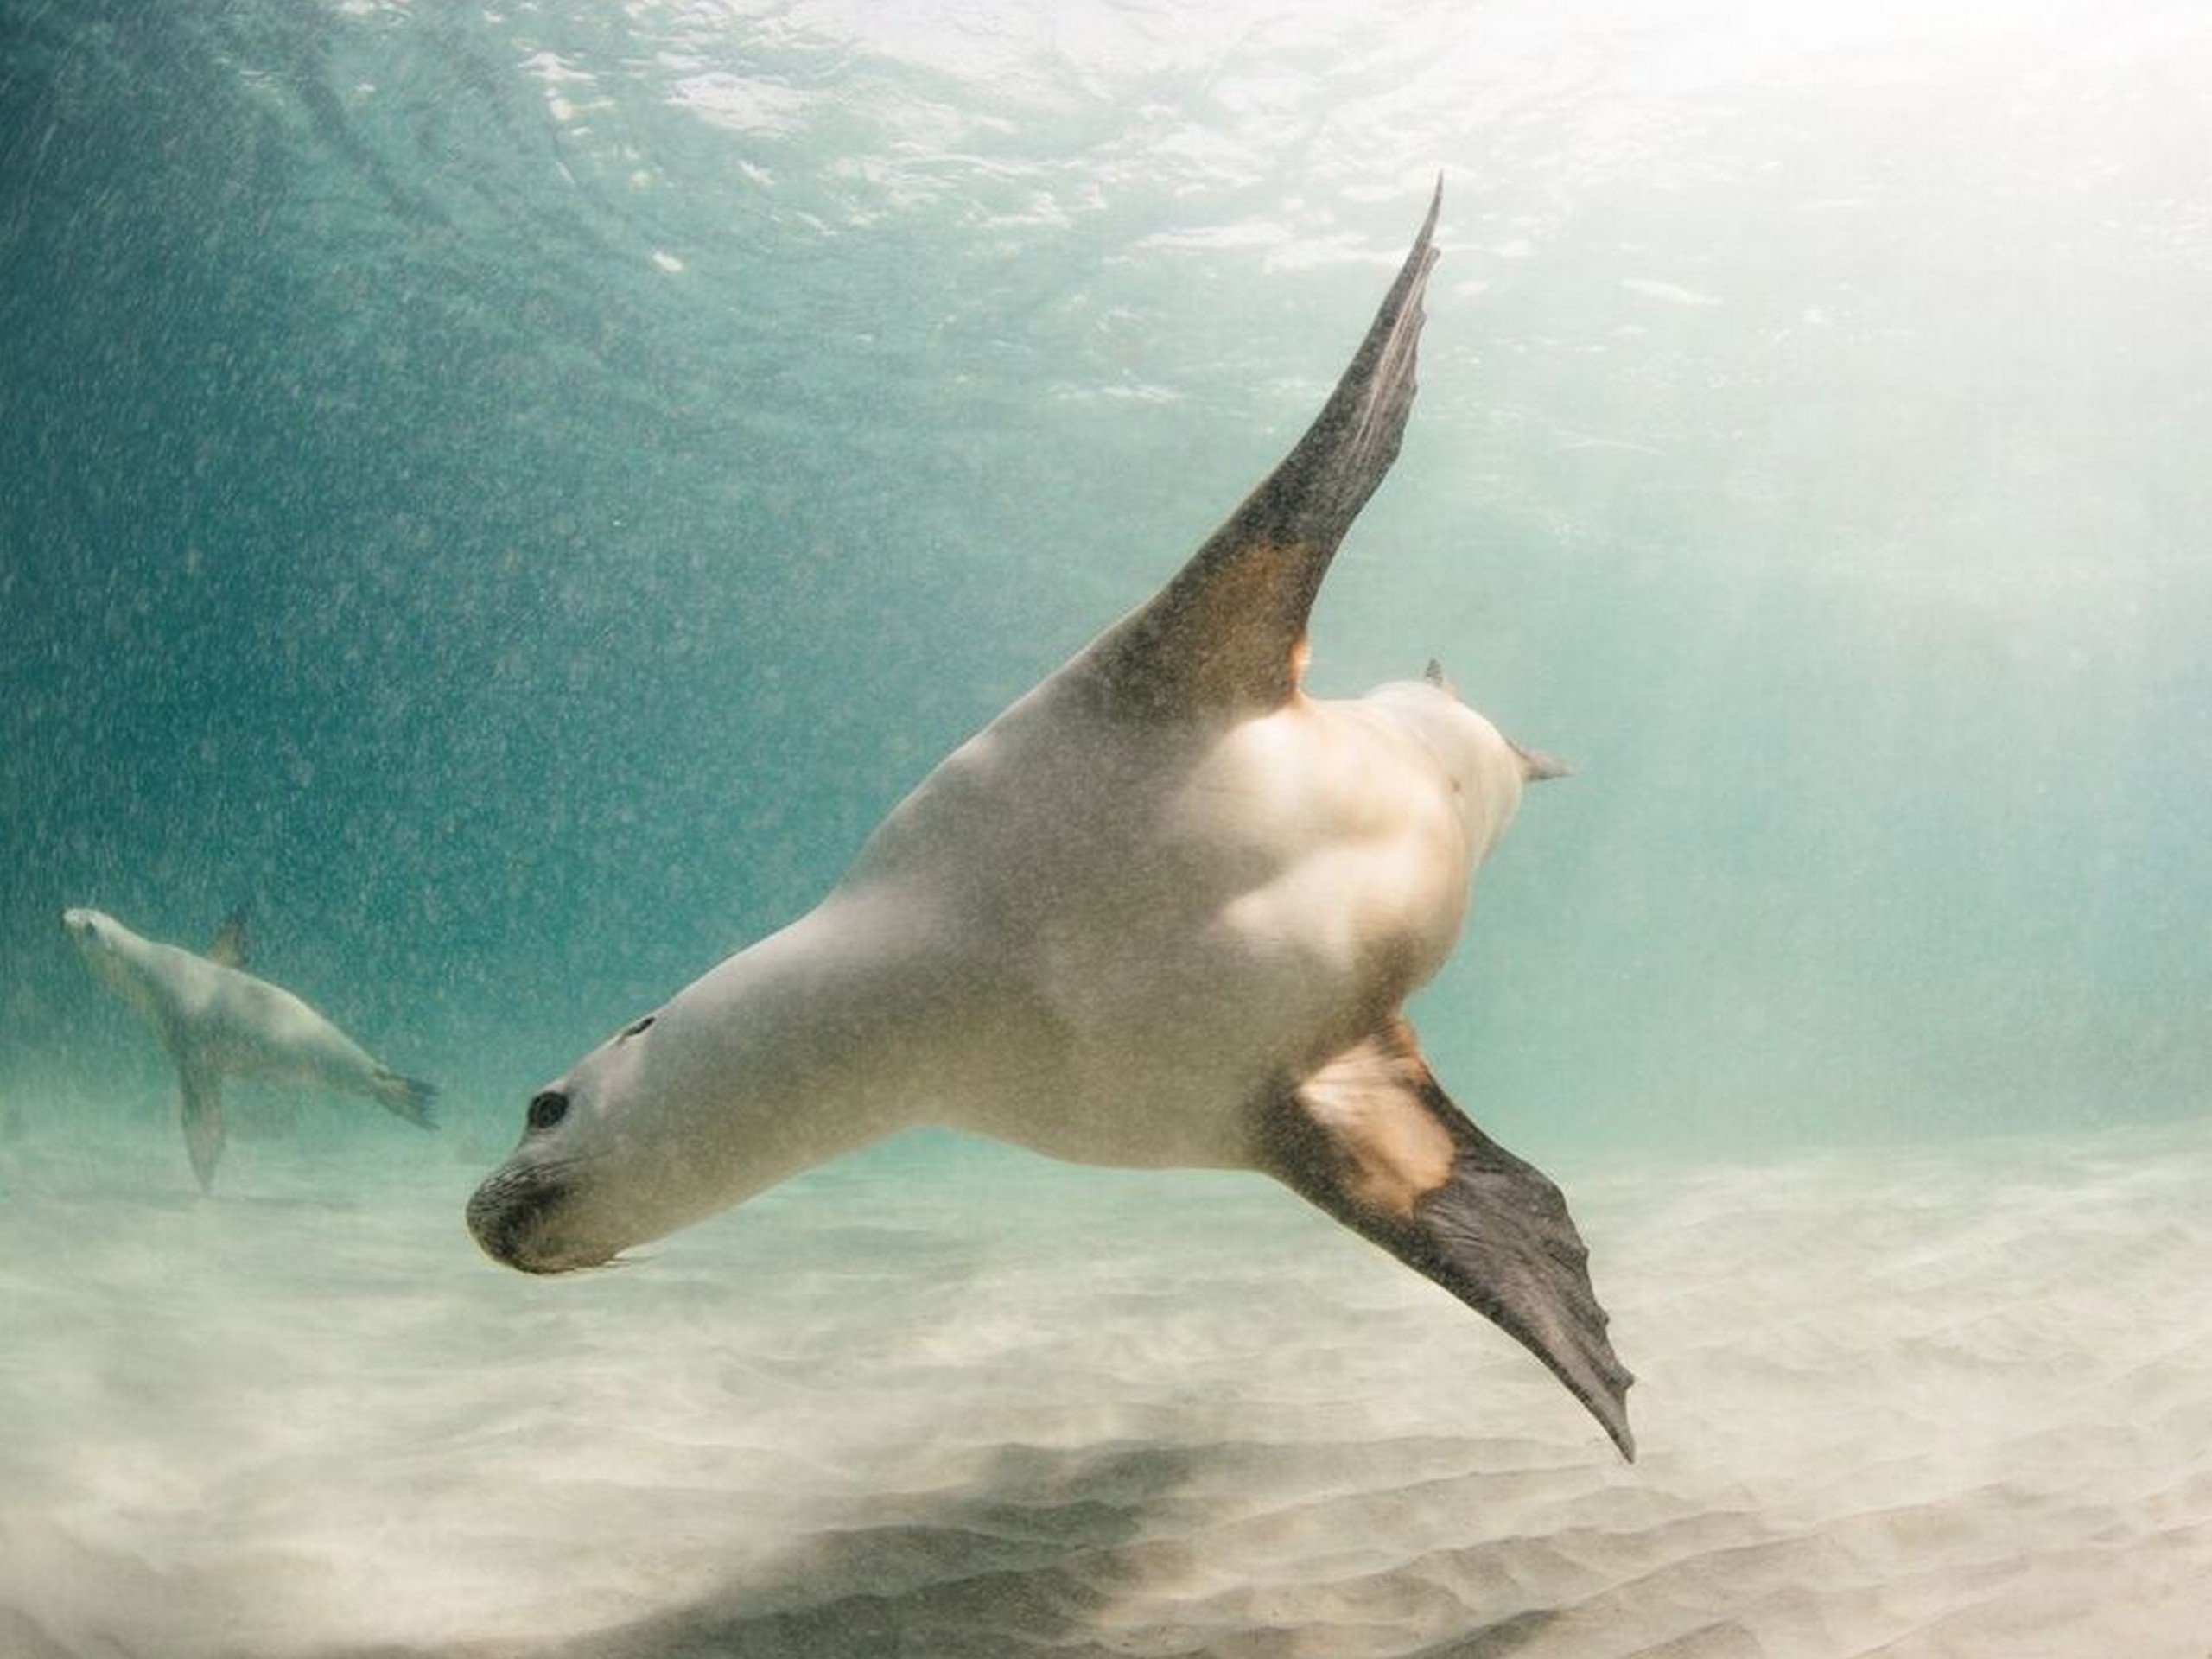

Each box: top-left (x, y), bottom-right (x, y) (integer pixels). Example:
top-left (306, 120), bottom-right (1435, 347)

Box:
top-left (1089, 182), bottom-right (1445, 716)
top-left (1257, 1021), bottom-right (1636, 1460)
top-left (373, 1070), bottom-right (440, 1129)
top-left (179, 1065), bottom-right (225, 1193)
top-left (207, 906), bottom-right (250, 970)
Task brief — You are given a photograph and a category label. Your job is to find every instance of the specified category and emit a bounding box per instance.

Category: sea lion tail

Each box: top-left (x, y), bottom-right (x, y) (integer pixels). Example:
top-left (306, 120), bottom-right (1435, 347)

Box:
top-left (372, 1069), bottom-right (440, 1129)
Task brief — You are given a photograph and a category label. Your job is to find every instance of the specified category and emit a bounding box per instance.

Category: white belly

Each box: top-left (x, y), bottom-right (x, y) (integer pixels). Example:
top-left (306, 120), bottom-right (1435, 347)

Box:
top-left (839, 678), bottom-right (1510, 1169)
top-left (149, 944), bottom-right (378, 1093)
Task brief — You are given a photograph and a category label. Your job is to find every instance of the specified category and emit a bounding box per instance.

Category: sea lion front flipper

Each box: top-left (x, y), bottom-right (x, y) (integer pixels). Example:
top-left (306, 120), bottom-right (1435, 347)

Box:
top-left (1255, 1021), bottom-right (1635, 1460)
top-left (1088, 183), bottom-right (1443, 717)
top-left (178, 1063), bottom-right (226, 1192)
top-left (206, 906), bottom-right (250, 969)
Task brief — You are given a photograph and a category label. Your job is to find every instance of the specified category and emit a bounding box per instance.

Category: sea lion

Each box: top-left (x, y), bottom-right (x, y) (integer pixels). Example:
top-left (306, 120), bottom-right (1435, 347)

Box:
top-left (467, 187), bottom-right (1635, 1458)
top-left (62, 906), bottom-right (437, 1189)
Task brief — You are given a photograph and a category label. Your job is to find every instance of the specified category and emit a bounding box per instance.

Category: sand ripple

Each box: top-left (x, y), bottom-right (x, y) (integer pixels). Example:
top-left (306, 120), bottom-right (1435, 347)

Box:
top-left (2, 1123), bottom-right (2209, 1656)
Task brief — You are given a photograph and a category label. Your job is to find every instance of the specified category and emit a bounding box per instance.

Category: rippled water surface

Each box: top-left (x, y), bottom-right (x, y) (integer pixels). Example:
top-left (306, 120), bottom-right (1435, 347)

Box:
top-left (4, 0), bottom-right (2210, 1652)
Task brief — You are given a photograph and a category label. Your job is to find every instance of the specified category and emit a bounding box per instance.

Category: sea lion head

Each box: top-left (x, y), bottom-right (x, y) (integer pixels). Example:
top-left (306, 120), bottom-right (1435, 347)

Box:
top-left (464, 1010), bottom-right (672, 1274)
top-left (61, 906), bottom-right (131, 993)
top-left (465, 986), bottom-right (823, 1275)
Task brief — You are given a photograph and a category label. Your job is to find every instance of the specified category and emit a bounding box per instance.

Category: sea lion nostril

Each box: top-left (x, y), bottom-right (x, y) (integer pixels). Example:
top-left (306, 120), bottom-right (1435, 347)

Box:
top-left (526, 1090), bottom-right (569, 1132)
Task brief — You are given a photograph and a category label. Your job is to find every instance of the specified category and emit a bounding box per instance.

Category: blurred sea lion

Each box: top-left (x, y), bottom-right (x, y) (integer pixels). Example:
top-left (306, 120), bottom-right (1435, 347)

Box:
top-left (63, 906), bottom-right (435, 1190)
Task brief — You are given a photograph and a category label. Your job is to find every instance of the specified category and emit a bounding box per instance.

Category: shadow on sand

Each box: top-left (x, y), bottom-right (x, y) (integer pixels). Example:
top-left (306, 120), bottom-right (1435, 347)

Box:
top-left (324, 1438), bottom-right (1573, 1659)
top-left (330, 1441), bottom-right (1202, 1659)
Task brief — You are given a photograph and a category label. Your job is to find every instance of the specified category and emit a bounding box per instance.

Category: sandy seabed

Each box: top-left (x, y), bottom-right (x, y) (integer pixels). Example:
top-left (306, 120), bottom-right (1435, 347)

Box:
top-left (1, 1112), bottom-right (2207, 1659)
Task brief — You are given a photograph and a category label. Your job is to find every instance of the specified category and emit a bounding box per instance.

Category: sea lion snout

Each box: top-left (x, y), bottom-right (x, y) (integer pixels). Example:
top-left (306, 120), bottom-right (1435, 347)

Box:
top-left (60, 908), bottom-right (119, 961)
top-left (467, 1162), bottom-right (558, 1271)
top-left (467, 1159), bottom-right (609, 1274)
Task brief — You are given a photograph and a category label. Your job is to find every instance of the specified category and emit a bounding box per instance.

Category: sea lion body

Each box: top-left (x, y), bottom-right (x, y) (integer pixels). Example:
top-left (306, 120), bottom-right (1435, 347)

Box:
top-left (469, 189), bottom-right (1637, 1459)
top-left (855, 674), bottom-right (1524, 1171)
top-left (63, 906), bottom-right (435, 1187)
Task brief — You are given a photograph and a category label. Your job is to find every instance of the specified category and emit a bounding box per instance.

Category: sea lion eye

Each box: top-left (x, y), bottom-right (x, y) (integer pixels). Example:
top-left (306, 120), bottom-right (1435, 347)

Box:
top-left (526, 1090), bottom-right (569, 1132)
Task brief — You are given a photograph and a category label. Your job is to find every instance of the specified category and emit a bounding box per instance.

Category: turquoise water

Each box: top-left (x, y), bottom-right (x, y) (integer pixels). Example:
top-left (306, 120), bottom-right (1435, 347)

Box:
top-left (4, 3), bottom-right (2211, 1654)
top-left (8, 0), bottom-right (2207, 1158)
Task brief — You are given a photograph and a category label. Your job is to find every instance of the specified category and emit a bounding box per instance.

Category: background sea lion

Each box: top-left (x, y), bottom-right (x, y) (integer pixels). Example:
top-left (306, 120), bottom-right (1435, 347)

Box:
top-left (64, 906), bottom-right (436, 1190)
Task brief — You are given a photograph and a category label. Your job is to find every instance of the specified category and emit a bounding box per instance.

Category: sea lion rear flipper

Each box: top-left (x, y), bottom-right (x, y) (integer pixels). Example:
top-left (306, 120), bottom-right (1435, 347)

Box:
top-left (179, 1064), bottom-right (225, 1192)
top-left (1256, 1021), bottom-right (1635, 1460)
top-left (1089, 183), bottom-right (1443, 716)
top-left (372, 1068), bottom-right (440, 1129)
top-left (206, 906), bottom-right (250, 969)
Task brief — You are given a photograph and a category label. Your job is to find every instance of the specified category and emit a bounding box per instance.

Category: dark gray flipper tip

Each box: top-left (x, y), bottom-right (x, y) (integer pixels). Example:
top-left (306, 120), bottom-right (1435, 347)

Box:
top-left (378, 1072), bottom-right (440, 1130)
top-left (1420, 1122), bottom-right (1636, 1460)
top-left (403, 1078), bottom-right (439, 1130)
top-left (1090, 185), bottom-right (1448, 716)
top-left (180, 1067), bottom-right (225, 1192)
top-left (1262, 1027), bottom-right (1634, 1461)
top-left (207, 904), bottom-right (251, 969)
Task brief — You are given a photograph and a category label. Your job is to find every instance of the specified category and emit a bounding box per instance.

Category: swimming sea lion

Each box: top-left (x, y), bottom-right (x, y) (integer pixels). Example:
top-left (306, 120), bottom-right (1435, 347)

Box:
top-left (63, 906), bottom-right (437, 1190)
top-left (468, 187), bottom-right (1634, 1458)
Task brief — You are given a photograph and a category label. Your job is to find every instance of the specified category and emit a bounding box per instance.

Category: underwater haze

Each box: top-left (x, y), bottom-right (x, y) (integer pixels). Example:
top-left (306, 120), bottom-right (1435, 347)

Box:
top-left (3, 0), bottom-right (2210, 1655)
